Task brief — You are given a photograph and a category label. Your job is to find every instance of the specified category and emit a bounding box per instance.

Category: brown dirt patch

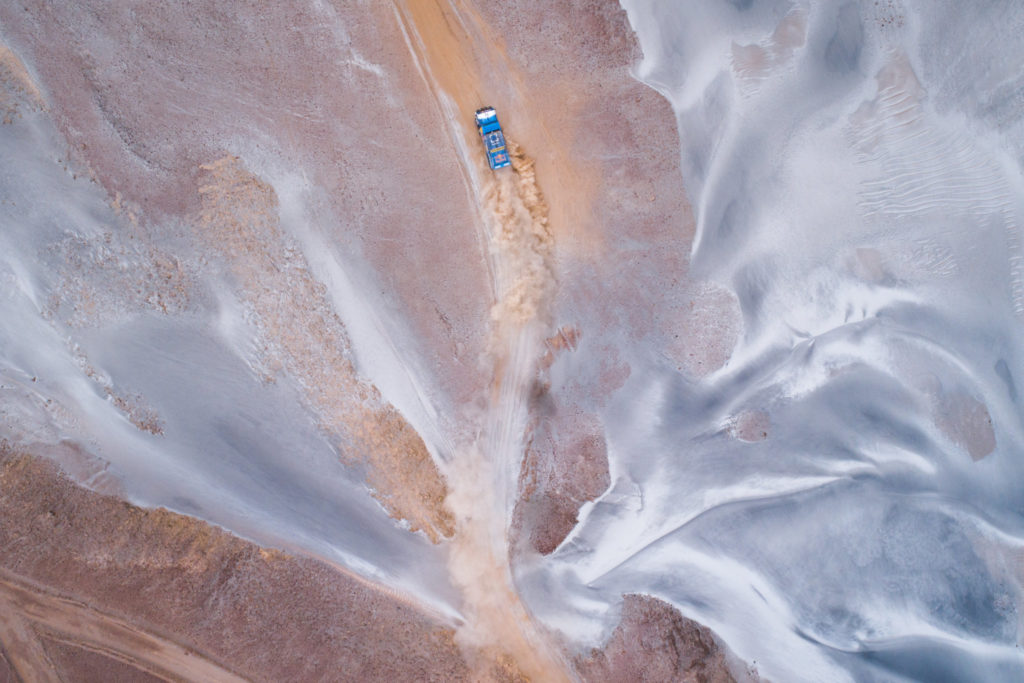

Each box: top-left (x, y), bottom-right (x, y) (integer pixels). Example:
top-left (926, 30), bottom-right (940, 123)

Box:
top-left (0, 649), bottom-right (15, 683)
top-left (0, 445), bottom-right (471, 682)
top-left (663, 281), bottom-right (742, 379)
top-left (935, 390), bottom-right (996, 461)
top-left (37, 633), bottom-right (187, 683)
top-left (730, 410), bottom-right (771, 443)
top-left (0, 0), bottom-right (493, 413)
top-left (516, 418), bottom-right (610, 555)
top-left (0, 43), bottom-right (44, 123)
top-left (197, 155), bottom-right (454, 541)
top-left (577, 594), bottom-right (739, 683)
top-left (515, 325), bottom-right (610, 555)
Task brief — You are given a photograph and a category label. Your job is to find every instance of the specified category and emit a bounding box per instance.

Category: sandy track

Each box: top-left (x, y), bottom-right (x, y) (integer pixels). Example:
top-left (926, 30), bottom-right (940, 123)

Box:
top-left (444, 158), bottom-right (566, 679)
top-left (392, 0), bottom-right (601, 251)
top-left (0, 570), bottom-right (244, 683)
top-left (0, 604), bottom-right (56, 683)
top-left (389, 1), bottom-right (732, 679)
top-left (393, 1), bottom-right (575, 678)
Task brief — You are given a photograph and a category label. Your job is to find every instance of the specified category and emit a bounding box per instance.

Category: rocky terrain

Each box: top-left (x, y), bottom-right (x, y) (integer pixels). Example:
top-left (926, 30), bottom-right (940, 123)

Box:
top-left (0, 0), bottom-right (743, 680)
top-left (7, 0), bottom-right (1021, 680)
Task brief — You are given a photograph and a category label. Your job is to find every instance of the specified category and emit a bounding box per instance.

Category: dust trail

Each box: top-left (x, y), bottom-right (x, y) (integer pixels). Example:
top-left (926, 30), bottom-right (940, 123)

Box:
top-left (486, 142), bottom-right (556, 329)
top-left (442, 140), bottom-right (568, 680)
top-left (483, 142), bottom-right (556, 516)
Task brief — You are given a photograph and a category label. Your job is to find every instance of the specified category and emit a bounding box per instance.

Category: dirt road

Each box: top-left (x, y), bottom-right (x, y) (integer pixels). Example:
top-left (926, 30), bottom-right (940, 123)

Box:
top-left (0, 570), bottom-right (244, 683)
top-left (390, 2), bottom-right (717, 679)
top-left (394, 2), bottom-right (572, 678)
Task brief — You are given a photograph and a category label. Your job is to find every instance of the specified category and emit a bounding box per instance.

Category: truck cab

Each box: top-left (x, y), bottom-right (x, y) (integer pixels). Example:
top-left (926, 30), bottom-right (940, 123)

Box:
top-left (475, 106), bottom-right (511, 170)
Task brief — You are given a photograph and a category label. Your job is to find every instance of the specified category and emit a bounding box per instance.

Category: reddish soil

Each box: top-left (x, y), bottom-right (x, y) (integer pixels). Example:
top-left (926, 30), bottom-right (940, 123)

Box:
top-left (39, 637), bottom-right (167, 683)
top-left (0, 0), bottom-right (493, 410)
top-left (578, 594), bottom-right (739, 683)
top-left (0, 651), bottom-right (15, 683)
top-left (0, 446), bottom-right (470, 682)
top-left (0, 0), bottom-right (750, 678)
top-left (515, 328), bottom-right (611, 554)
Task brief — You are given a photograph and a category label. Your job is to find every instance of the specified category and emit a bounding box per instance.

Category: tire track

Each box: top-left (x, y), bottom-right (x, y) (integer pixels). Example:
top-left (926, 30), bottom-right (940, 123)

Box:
top-left (392, 1), bottom-right (568, 678)
top-left (443, 140), bottom-right (563, 680)
top-left (0, 569), bottom-right (245, 683)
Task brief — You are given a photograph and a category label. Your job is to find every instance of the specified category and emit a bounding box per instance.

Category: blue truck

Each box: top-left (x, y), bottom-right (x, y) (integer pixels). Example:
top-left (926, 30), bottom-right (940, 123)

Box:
top-left (475, 106), bottom-right (510, 170)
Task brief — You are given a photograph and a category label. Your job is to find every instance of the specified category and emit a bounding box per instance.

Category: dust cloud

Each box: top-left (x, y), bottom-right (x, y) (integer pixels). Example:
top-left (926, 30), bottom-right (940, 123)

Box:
top-left (444, 445), bottom-right (570, 681)
top-left (483, 141), bottom-right (556, 330)
top-left (441, 141), bottom-right (572, 680)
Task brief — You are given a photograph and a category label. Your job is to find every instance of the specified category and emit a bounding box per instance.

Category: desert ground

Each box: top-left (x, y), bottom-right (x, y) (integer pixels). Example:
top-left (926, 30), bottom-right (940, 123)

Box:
top-left (5, 1), bottom-right (1023, 681)
top-left (0, 0), bottom-right (742, 680)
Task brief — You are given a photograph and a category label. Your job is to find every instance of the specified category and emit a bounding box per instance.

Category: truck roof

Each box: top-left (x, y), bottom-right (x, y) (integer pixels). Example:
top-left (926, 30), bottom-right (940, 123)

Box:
top-left (475, 106), bottom-right (510, 170)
